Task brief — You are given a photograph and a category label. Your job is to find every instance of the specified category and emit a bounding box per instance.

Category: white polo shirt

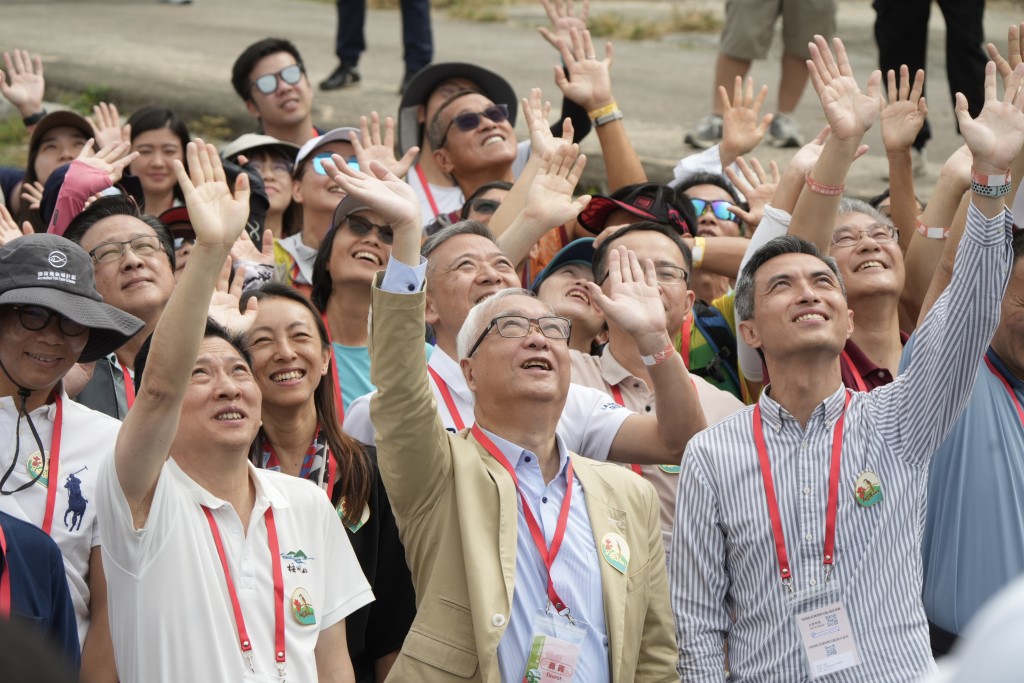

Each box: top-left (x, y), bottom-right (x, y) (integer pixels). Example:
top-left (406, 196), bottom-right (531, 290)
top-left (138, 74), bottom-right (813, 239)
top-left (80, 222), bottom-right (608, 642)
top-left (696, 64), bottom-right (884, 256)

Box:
top-left (0, 389), bottom-right (120, 644)
top-left (343, 345), bottom-right (630, 460)
top-left (98, 457), bottom-right (373, 683)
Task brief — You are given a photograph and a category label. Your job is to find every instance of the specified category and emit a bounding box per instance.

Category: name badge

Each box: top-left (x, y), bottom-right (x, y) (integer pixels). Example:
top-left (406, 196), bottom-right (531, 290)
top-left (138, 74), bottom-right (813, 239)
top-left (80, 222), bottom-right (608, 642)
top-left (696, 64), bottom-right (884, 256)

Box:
top-left (523, 609), bottom-right (587, 682)
top-left (794, 600), bottom-right (861, 678)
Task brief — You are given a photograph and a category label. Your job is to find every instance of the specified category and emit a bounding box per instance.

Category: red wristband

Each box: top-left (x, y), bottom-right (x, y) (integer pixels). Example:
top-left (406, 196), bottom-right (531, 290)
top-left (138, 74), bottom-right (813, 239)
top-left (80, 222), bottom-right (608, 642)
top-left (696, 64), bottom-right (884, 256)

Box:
top-left (805, 172), bottom-right (845, 196)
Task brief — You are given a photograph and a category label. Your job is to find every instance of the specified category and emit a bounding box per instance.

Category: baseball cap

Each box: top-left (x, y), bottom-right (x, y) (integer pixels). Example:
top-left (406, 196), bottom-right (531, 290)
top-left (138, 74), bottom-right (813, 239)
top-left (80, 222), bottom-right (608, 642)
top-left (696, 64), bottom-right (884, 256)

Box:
top-left (158, 206), bottom-right (195, 242)
top-left (295, 127), bottom-right (361, 168)
top-left (398, 63), bottom-right (518, 155)
top-left (221, 133), bottom-right (299, 164)
top-left (0, 234), bottom-right (144, 362)
top-left (29, 110), bottom-right (94, 155)
top-left (530, 238), bottom-right (595, 292)
top-left (331, 194), bottom-right (372, 231)
top-left (578, 183), bottom-right (693, 236)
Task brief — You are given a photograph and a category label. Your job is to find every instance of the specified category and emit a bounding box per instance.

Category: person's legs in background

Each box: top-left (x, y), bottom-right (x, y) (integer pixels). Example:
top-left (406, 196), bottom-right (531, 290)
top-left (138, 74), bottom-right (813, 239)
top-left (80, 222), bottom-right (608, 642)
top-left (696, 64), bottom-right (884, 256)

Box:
top-left (321, 0), bottom-right (365, 90)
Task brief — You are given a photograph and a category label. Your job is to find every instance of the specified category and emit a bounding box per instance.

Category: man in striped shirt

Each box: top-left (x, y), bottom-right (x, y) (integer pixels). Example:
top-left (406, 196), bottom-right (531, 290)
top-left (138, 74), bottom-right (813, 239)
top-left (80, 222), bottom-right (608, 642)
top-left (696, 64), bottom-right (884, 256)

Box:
top-left (670, 59), bottom-right (1024, 681)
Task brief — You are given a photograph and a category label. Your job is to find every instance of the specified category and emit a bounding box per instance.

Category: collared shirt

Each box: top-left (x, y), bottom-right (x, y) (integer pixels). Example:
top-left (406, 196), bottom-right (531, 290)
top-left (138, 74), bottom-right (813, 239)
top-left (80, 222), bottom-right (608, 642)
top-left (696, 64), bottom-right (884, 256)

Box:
top-left (911, 344), bottom-right (1024, 634)
top-left (275, 232), bottom-right (317, 286)
top-left (670, 203), bottom-right (1012, 682)
top-left (840, 332), bottom-right (908, 392)
top-left (482, 428), bottom-right (610, 683)
top-left (570, 346), bottom-right (743, 553)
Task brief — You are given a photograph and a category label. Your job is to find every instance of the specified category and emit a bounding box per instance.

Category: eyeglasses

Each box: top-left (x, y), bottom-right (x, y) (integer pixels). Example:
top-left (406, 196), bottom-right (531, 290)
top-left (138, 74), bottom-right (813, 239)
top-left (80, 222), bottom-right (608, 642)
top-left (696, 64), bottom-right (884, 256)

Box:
top-left (438, 104), bottom-right (510, 148)
top-left (12, 305), bottom-right (87, 336)
top-left (249, 159), bottom-right (294, 176)
top-left (312, 153), bottom-right (359, 176)
top-left (466, 198), bottom-right (501, 216)
top-left (173, 236), bottom-right (195, 250)
top-left (598, 263), bottom-right (689, 286)
top-left (690, 198), bottom-right (736, 222)
top-left (467, 314), bottom-right (572, 358)
top-left (345, 215), bottom-right (393, 245)
top-left (831, 224), bottom-right (898, 249)
top-left (89, 235), bottom-right (162, 264)
top-left (251, 64), bottom-right (305, 95)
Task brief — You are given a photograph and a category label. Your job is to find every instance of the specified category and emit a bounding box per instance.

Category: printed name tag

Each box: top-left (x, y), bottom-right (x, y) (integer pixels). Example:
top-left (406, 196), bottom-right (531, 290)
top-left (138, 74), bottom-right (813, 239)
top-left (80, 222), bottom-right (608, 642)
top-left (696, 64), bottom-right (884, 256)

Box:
top-left (794, 601), bottom-right (861, 678)
top-left (522, 610), bottom-right (587, 682)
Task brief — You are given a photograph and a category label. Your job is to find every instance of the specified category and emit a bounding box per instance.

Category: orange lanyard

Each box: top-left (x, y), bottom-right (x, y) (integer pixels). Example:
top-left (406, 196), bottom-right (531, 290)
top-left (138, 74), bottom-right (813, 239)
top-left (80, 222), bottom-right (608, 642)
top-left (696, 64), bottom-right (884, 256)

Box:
top-left (414, 164), bottom-right (440, 218)
top-left (839, 351), bottom-right (868, 393)
top-left (120, 362), bottom-right (135, 409)
top-left (42, 396), bottom-right (64, 536)
top-left (427, 366), bottom-right (465, 431)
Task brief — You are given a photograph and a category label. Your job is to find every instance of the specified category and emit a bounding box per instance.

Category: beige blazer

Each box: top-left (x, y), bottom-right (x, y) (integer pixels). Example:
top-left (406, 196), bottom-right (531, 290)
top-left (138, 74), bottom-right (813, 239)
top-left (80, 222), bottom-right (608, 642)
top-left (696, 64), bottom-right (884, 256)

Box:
top-left (369, 282), bottom-right (679, 682)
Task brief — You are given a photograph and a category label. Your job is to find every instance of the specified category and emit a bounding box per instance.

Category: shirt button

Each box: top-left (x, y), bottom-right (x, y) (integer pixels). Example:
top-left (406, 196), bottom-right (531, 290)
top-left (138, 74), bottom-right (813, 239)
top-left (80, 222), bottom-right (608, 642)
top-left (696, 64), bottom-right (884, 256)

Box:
top-left (800, 441), bottom-right (808, 450)
top-left (492, 614), bottom-right (506, 627)
top-left (524, 456), bottom-right (531, 463)
top-left (809, 578), bottom-right (817, 586)
top-left (644, 406), bottom-right (652, 412)
top-left (877, 371), bottom-right (885, 378)
top-left (804, 533), bottom-right (813, 541)
top-left (406, 284), bottom-right (415, 291)
top-left (633, 382), bottom-right (640, 388)
top-left (542, 497), bottom-right (548, 504)
top-left (803, 486), bottom-right (811, 494)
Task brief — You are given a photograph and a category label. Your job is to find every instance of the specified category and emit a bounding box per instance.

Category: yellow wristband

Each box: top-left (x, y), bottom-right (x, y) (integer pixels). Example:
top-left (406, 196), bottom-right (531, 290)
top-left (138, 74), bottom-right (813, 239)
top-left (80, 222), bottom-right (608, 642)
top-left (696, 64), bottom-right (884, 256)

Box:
top-left (691, 236), bottom-right (706, 269)
top-left (588, 100), bottom-right (618, 120)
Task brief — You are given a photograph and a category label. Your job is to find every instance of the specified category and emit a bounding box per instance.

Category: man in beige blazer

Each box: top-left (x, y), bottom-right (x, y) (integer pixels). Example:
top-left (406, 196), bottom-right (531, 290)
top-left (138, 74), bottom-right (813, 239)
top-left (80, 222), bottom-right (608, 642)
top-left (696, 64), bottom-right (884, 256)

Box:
top-left (323, 151), bottom-right (681, 681)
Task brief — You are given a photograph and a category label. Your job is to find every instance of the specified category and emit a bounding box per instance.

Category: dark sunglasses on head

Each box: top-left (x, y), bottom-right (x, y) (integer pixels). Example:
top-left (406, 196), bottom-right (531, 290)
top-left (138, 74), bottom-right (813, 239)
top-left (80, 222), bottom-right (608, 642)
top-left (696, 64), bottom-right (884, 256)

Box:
top-left (252, 64), bottom-right (305, 95)
top-left (690, 198), bottom-right (737, 222)
top-left (438, 104), bottom-right (509, 148)
top-left (345, 215), bottom-right (394, 245)
top-left (312, 153), bottom-right (359, 176)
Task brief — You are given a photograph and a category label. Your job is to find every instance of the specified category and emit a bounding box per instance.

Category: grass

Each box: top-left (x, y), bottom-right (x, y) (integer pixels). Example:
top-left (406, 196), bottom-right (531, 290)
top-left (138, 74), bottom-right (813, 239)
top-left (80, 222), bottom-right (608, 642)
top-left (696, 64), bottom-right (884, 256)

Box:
top-left (589, 6), bottom-right (721, 40)
top-left (0, 115), bottom-right (27, 169)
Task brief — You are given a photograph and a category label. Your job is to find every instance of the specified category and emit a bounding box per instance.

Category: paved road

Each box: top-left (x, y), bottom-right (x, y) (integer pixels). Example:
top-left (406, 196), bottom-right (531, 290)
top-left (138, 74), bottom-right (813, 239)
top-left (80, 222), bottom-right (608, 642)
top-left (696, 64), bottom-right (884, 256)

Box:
top-left (2, 0), bottom-right (1021, 197)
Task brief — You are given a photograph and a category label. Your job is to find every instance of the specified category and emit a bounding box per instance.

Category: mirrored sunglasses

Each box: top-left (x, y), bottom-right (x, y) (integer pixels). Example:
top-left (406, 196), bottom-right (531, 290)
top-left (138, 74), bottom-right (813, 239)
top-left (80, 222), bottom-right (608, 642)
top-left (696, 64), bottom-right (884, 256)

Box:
top-left (252, 64), bottom-right (305, 95)
top-left (312, 153), bottom-right (359, 176)
top-left (690, 198), bottom-right (736, 222)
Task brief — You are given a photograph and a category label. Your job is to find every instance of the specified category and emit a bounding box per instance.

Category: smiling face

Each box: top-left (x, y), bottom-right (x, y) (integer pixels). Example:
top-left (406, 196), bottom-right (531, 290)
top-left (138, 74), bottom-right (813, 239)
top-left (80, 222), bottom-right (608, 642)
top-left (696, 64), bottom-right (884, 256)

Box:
top-left (34, 126), bottom-right (89, 184)
top-left (76, 215), bottom-right (175, 324)
top-left (247, 296), bottom-right (331, 412)
top-left (292, 140), bottom-right (353, 244)
top-left (432, 93), bottom-right (517, 177)
top-left (739, 252), bottom-right (853, 362)
top-left (536, 263), bottom-right (605, 347)
top-left (176, 336), bottom-right (262, 454)
top-left (829, 211), bottom-right (905, 303)
top-left (250, 149), bottom-right (294, 215)
top-left (0, 305), bottom-right (89, 398)
top-left (130, 127), bottom-right (184, 197)
top-left (326, 209), bottom-right (392, 287)
top-left (425, 233), bottom-right (518, 352)
top-left (245, 51), bottom-right (314, 130)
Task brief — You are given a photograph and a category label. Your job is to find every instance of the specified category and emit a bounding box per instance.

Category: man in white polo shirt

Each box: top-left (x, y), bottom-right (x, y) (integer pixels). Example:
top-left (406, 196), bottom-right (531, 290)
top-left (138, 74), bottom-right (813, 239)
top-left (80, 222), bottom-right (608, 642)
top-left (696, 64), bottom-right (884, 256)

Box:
top-left (97, 140), bottom-right (372, 682)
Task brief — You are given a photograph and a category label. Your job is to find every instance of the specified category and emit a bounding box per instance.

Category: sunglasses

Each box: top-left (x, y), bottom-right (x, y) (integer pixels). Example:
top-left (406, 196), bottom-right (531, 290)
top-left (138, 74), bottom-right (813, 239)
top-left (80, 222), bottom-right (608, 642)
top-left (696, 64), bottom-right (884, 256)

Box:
top-left (252, 64), bottom-right (305, 95)
top-left (690, 198), bottom-right (737, 222)
top-left (312, 153), bottom-right (359, 176)
top-left (12, 305), bottom-right (87, 336)
top-left (438, 104), bottom-right (509, 148)
top-left (345, 215), bottom-right (393, 245)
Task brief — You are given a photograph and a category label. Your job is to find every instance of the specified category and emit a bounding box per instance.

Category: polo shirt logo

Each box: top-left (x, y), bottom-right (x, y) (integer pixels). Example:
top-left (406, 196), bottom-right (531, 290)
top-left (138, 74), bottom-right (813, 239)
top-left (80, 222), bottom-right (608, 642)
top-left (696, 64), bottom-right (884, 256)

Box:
top-left (64, 468), bottom-right (89, 532)
top-left (281, 549), bottom-right (315, 575)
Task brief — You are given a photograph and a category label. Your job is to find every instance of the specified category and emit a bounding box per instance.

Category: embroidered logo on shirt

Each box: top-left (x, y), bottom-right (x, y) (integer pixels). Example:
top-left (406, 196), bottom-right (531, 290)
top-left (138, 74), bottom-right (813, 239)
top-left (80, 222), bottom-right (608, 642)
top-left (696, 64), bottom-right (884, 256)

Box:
top-left (64, 468), bottom-right (89, 531)
top-left (25, 450), bottom-right (50, 487)
top-left (600, 402), bottom-right (621, 411)
top-left (281, 549), bottom-right (314, 575)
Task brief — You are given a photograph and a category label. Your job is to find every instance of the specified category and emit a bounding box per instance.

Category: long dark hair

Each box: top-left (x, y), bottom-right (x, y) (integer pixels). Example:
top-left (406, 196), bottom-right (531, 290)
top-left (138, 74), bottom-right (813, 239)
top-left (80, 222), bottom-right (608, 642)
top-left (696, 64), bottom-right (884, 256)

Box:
top-left (127, 106), bottom-right (191, 207)
top-left (242, 283), bottom-right (372, 523)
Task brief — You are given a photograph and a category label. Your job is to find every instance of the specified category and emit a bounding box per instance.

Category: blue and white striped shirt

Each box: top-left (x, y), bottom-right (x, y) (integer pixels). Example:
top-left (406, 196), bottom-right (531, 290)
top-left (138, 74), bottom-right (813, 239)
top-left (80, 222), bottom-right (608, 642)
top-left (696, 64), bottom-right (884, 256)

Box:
top-left (669, 204), bottom-right (1013, 682)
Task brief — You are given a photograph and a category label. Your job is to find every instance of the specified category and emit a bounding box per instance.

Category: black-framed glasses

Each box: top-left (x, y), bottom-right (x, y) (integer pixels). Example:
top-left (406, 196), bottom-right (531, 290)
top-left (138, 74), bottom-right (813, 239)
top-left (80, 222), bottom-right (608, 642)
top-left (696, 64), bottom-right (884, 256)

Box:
top-left (89, 235), bottom-right (162, 264)
top-left (345, 215), bottom-right (394, 245)
top-left (12, 305), bottom-right (87, 336)
top-left (466, 198), bottom-right (501, 216)
top-left (252, 63), bottom-right (305, 95)
top-left (312, 153), bottom-right (359, 176)
top-left (438, 104), bottom-right (509, 148)
top-left (690, 198), bottom-right (736, 222)
top-left (466, 314), bottom-right (572, 358)
top-left (831, 224), bottom-right (898, 248)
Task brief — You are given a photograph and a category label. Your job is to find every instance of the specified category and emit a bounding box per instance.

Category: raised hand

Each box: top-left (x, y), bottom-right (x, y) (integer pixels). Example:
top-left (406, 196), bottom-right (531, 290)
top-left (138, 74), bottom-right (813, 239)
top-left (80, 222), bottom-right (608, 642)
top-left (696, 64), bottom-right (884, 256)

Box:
top-left (523, 87), bottom-right (573, 160)
top-left (538, 0), bottom-right (589, 46)
top-left (75, 139), bottom-right (139, 185)
top-left (879, 66), bottom-right (927, 152)
top-left (957, 62), bottom-right (1024, 174)
top-left (720, 77), bottom-right (773, 163)
top-left (173, 139), bottom-right (251, 249)
top-left (548, 27), bottom-right (613, 111)
top-left (322, 156), bottom-right (421, 232)
top-left (208, 258), bottom-right (258, 335)
top-left (88, 102), bottom-right (130, 150)
top-left (586, 246), bottom-right (667, 343)
top-left (0, 49), bottom-right (44, 117)
top-left (724, 156), bottom-right (780, 230)
top-left (350, 112), bottom-right (419, 179)
top-left (521, 141), bottom-right (591, 229)
top-left (230, 227), bottom-right (274, 267)
top-left (0, 204), bottom-right (32, 247)
top-left (20, 180), bottom-right (44, 211)
top-left (786, 125), bottom-right (869, 176)
top-left (806, 35), bottom-right (881, 142)
top-left (986, 23), bottom-right (1024, 91)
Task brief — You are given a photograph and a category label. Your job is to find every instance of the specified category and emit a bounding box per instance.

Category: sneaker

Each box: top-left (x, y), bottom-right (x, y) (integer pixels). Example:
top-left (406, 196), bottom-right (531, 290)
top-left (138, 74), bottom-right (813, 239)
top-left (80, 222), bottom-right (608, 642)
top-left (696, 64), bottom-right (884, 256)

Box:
top-left (684, 114), bottom-right (723, 149)
top-left (319, 64), bottom-right (361, 91)
top-left (769, 112), bottom-right (804, 148)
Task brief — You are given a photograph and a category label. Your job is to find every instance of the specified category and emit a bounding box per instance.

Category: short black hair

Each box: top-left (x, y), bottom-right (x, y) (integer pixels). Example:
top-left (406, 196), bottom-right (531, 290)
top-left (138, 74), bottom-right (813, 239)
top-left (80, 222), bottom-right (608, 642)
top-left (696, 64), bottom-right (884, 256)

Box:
top-left (460, 181), bottom-right (512, 220)
top-left (133, 318), bottom-right (252, 390)
top-left (64, 195), bottom-right (176, 269)
top-left (675, 171), bottom-right (742, 206)
top-left (231, 37), bottom-right (304, 102)
top-left (592, 221), bottom-right (693, 282)
top-left (734, 235), bottom-right (845, 322)
top-left (427, 90), bottom-right (479, 149)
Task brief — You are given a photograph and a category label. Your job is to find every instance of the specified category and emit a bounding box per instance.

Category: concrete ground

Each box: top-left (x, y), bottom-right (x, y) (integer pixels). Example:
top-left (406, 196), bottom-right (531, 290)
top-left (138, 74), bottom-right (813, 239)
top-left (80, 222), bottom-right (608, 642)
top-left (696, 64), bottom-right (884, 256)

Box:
top-left (2, 0), bottom-right (1022, 197)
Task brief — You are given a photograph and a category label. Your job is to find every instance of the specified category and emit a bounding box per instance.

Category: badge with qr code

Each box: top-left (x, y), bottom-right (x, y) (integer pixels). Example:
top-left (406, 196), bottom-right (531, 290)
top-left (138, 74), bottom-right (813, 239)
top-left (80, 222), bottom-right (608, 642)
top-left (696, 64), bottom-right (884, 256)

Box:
top-left (794, 601), bottom-right (861, 678)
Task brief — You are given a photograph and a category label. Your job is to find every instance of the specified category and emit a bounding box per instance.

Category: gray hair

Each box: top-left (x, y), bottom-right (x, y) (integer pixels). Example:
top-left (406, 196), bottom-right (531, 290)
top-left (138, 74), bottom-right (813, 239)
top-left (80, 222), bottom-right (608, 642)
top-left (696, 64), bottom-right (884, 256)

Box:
top-left (734, 236), bottom-right (845, 322)
top-left (456, 288), bottom-right (542, 359)
top-left (422, 220), bottom-right (496, 260)
top-left (838, 196), bottom-right (893, 228)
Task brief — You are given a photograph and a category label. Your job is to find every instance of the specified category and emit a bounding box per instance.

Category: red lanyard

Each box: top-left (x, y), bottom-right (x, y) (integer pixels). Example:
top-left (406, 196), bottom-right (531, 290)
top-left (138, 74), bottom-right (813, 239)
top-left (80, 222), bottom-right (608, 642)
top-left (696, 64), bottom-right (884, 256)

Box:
top-left (120, 361), bottom-right (135, 409)
top-left (41, 396), bottom-right (63, 536)
top-left (0, 522), bottom-right (9, 618)
top-left (472, 425), bottom-right (574, 613)
top-left (839, 351), bottom-right (868, 393)
top-left (319, 312), bottom-right (345, 423)
top-left (679, 315), bottom-right (691, 369)
top-left (427, 366), bottom-right (465, 431)
top-left (203, 506), bottom-right (286, 677)
top-left (414, 164), bottom-right (440, 218)
top-left (752, 392), bottom-right (850, 590)
top-left (985, 356), bottom-right (1024, 426)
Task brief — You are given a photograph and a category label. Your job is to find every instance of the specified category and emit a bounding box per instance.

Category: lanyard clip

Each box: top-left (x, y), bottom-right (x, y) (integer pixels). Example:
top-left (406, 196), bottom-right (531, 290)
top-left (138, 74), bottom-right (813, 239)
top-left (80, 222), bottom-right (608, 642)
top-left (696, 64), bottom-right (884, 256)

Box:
top-left (244, 651), bottom-right (255, 673)
top-left (824, 563), bottom-right (835, 583)
top-left (277, 663), bottom-right (287, 682)
top-left (782, 577), bottom-right (794, 595)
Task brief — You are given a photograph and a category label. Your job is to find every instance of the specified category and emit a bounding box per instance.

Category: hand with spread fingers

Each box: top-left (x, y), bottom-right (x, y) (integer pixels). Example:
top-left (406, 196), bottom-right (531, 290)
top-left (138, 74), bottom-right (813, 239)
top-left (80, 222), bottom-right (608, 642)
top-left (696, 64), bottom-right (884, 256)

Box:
top-left (720, 76), bottom-right (773, 164)
top-left (230, 227), bottom-right (275, 267)
top-left (322, 155), bottom-right (421, 233)
top-left (0, 49), bottom-right (44, 118)
top-left (879, 65), bottom-right (928, 153)
top-left (522, 87), bottom-right (573, 161)
top-left (521, 141), bottom-right (591, 229)
top-left (725, 156), bottom-right (780, 230)
top-left (986, 23), bottom-right (1024, 91)
top-left (172, 139), bottom-right (251, 250)
top-left (89, 102), bottom-right (131, 150)
top-left (806, 35), bottom-right (882, 142)
top-left (957, 62), bottom-right (1024, 175)
top-left (351, 111), bottom-right (420, 179)
top-left (208, 258), bottom-right (258, 335)
top-left (20, 180), bottom-right (44, 212)
top-left (586, 246), bottom-right (669, 348)
top-left (538, 0), bottom-right (589, 47)
top-left (547, 27), bottom-right (613, 112)
top-left (0, 204), bottom-right (32, 247)
top-left (75, 139), bottom-right (139, 185)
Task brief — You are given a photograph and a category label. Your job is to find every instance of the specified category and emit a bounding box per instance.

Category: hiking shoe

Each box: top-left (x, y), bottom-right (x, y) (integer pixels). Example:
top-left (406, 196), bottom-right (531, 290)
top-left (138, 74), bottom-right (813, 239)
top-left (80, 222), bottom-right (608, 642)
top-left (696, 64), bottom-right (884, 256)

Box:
top-left (684, 114), bottom-right (723, 149)
top-left (769, 112), bottom-right (804, 148)
top-left (320, 64), bottom-right (361, 91)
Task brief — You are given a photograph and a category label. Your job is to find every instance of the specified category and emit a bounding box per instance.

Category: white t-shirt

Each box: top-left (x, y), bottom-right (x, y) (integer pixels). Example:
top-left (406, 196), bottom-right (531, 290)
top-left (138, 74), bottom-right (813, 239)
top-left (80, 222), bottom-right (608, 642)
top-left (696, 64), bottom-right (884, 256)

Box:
top-left (0, 390), bottom-right (120, 644)
top-left (344, 346), bottom-right (630, 460)
top-left (98, 457), bottom-right (373, 683)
